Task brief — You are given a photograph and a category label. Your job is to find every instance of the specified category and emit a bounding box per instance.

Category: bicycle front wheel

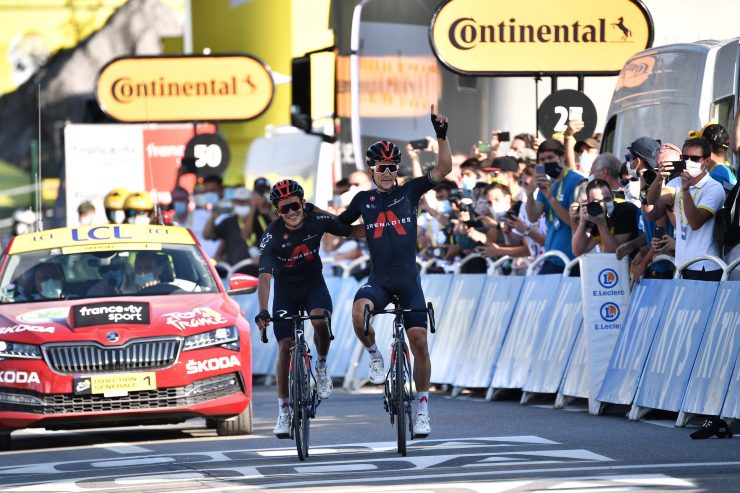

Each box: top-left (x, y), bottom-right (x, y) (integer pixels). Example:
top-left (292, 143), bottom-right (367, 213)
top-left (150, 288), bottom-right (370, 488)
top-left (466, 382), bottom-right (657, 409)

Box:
top-left (292, 348), bottom-right (311, 461)
top-left (394, 342), bottom-right (408, 456)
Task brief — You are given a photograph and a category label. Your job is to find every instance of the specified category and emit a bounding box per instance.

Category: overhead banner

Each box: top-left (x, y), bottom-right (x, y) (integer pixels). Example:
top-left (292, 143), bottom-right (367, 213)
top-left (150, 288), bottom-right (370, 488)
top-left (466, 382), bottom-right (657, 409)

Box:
top-left (430, 0), bottom-right (654, 75)
top-left (580, 254), bottom-right (631, 414)
top-left (96, 55), bottom-right (274, 122)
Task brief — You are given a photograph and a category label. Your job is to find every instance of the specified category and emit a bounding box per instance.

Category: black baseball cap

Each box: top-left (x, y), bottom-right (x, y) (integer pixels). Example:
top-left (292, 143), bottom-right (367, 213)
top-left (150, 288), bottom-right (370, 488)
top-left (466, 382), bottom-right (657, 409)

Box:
top-left (628, 137), bottom-right (661, 168)
top-left (253, 177), bottom-right (270, 193)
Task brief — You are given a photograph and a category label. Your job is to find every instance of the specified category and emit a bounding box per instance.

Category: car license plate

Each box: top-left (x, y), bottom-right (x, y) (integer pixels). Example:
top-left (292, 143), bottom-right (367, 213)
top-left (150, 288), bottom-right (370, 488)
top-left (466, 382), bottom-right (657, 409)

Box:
top-left (74, 373), bottom-right (156, 396)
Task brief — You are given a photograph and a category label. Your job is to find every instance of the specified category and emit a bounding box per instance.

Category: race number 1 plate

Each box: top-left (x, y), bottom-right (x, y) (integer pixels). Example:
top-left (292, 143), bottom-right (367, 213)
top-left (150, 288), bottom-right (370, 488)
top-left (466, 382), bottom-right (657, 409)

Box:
top-left (74, 373), bottom-right (157, 396)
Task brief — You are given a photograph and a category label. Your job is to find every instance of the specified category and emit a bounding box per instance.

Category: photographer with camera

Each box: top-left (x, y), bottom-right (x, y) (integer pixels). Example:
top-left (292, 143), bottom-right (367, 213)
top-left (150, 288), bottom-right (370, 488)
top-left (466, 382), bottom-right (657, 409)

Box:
top-left (525, 139), bottom-right (586, 274)
top-left (203, 177), bottom-right (258, 275)
top-left (572, 179), bottom-right (639, 257)
top-left (647, 138), bottom-right (725, 281)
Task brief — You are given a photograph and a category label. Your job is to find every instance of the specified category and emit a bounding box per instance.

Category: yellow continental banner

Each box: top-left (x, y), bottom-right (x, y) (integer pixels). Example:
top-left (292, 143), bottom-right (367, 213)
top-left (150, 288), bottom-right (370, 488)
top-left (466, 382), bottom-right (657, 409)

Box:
top-left (10, 225), bottom-right (194, 254)
top-left (431, 0), bottom-right (653, 75)
top-left (96, 55), bottom-right (274, 122)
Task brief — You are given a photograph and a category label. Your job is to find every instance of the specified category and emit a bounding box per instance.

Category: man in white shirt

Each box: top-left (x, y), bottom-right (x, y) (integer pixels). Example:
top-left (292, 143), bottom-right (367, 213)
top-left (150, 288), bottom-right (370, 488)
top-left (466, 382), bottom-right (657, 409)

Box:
top-left (650, 138), bottom-right (725, 281)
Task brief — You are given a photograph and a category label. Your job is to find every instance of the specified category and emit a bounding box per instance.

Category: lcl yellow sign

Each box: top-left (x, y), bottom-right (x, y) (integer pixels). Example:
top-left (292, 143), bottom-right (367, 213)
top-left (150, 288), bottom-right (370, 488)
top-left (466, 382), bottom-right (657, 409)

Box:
top-left (431, 0), bottom-right (653, 75)
top-left (96, 55), bottom-right (274, 122)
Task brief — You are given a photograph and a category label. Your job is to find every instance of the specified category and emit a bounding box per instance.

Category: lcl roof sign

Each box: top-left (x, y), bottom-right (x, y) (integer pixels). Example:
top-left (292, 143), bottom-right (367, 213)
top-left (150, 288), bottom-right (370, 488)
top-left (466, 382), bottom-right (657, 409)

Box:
top-left (430, 0), bottom-right (653, 76)
top-left (96, 55), bottom-right (274, 122)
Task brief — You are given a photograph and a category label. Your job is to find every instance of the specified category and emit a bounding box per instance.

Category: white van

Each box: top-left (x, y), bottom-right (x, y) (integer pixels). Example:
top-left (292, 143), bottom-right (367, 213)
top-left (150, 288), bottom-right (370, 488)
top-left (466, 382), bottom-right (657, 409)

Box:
top-left (602, 38), bottom-right (739, 168)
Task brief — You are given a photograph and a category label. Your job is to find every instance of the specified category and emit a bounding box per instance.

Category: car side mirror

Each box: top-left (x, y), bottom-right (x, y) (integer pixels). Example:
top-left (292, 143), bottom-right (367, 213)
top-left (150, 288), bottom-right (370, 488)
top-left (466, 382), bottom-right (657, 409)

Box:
top-left (227, 273), bottom-right (258, 295)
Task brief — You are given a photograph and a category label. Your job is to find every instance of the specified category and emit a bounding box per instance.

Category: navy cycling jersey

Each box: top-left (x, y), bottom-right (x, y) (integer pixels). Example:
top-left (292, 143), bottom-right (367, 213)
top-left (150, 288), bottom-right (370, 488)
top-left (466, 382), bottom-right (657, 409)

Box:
top-left (339, 172), bottom-right (437, 280)
top-left (258, 206), bottom-right (352, 283)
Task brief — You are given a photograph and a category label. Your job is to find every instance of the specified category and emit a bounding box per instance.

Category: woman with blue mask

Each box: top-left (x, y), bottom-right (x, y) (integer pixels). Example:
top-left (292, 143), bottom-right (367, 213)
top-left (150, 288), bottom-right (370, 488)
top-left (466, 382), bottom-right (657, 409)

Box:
top-left (33, 263), bottom-right (65, 300)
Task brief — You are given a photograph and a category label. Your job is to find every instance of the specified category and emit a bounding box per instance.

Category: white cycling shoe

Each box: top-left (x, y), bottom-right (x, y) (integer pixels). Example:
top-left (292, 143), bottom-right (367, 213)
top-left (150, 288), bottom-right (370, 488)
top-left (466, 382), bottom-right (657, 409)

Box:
top-left (316, 367), bottom-right (333, 399)
top-left (368, 358), bottom-right (385, 384)
top-left (413, 413), bottom-right (431, 437)
top-left (273, 413), bottom-right (290, 438)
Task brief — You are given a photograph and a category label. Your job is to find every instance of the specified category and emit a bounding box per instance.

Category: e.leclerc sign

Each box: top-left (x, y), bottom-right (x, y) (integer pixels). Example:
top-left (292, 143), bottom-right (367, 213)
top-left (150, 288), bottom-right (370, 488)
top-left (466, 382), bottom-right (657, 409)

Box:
top-left (96, 55), bottom-right (274, 122)
top-left (430, 0), bottom-right (653, 76)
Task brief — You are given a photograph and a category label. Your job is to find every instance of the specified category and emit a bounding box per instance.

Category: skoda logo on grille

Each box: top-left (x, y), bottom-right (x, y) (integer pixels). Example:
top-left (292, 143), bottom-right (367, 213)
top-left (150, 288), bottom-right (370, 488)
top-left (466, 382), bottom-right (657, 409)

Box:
top-left (106, 331), bottom-right (120, 342)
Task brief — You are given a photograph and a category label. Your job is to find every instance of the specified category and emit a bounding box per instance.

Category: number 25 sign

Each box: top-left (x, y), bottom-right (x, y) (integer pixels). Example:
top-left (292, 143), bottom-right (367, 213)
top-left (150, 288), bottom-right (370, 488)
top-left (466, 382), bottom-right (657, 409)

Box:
top-left (537, 89), bottom-right (596, 141)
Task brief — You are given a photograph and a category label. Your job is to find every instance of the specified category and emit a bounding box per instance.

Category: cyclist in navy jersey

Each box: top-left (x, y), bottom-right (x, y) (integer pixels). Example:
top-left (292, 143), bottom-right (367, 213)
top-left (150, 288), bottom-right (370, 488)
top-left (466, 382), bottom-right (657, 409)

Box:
top-left (338, 105), bottom-right (451, 437)
top-left (255, 179), bottom-right (353, 437)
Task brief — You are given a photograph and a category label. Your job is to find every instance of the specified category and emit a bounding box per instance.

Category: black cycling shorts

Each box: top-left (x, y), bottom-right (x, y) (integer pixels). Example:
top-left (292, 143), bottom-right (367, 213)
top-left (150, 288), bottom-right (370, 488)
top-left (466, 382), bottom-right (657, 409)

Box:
top-left (272, 277), bottom-right (332, 341)
top-left (353, 275), bottom-right (428, 329)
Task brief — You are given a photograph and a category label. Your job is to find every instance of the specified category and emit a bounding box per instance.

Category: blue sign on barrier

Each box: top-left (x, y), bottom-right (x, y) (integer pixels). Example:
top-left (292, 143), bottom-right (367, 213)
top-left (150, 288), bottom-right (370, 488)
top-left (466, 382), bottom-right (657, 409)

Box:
top-left (524, 277), bottom-right (582, 395)
top-left (721, 350), bottom-right (740, 419)
top-left (597, 279), bottom-right (670, 406)
top-left (490, 274), bottom-right (562, 390)
top-left (430, 274), bottom-right (486, 385)
top-left (453, 275), bottom-right (524, 391)
top-left (681, 282), bottom-right (740, 416)
top-left (235, 285), bottom-right (278, 376)
top-left (633, 280), bottom-right (719, 412)
top-left (326, 278), bottom-right (361, 378)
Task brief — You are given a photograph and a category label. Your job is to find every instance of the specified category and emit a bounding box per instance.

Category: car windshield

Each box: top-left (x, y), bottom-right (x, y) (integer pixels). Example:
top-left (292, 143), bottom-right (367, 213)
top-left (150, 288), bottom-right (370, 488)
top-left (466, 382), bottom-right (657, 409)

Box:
top-left (0, 244), bottom-right (219, 304)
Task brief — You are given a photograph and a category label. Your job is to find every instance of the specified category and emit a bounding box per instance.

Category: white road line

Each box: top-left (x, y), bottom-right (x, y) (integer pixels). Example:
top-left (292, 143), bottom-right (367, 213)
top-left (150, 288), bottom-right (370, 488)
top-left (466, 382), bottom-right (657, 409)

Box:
top-left (92, 442), bottom-right (153, 455)
top-left (90, 457), bottom-right (175, 468)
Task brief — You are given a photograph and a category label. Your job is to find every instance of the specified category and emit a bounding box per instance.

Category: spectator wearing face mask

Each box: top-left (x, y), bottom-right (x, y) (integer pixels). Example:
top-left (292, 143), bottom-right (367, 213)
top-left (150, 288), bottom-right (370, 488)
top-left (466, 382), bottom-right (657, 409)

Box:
top-left (103, 188), bottom-right (128, 225)
top-left (190, 182), bottom-right (221, 260)
top-left (689, 123), bottom-right (736, 193)
top-left (32, 262), bottom-right (65, 300)
top-left (123, 192), bottom-right (155, 225)
top-left (572, 179), bottom-right (640, 256)
top-left (77, 201), bottom-right (97, 226)
top-left (241, 178), bottom-right (275, 256)
top-left (574, 137), bottom-right (600, 177)
top-left (650, 138), bottom-right (725, 281)
top-left (526, 139), bottom-right (586, 274)
top-left (204, 185), bottom-right (257, 275)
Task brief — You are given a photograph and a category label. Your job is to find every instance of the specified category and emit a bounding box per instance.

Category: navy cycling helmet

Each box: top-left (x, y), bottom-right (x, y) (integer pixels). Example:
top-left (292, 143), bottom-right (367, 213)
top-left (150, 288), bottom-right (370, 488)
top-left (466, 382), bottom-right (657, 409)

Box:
top-left (269, 179), bottom-right (304, 206)
top-left (366, 140), bottom-right (401, 167)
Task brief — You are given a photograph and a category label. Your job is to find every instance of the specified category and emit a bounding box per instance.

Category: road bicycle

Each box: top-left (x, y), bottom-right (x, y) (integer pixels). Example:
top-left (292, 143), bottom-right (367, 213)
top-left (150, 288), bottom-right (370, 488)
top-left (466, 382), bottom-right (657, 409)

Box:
top-left (363, 295), bottom-right (435, 456)
top-left (261, 306), bottom-right (333, 460)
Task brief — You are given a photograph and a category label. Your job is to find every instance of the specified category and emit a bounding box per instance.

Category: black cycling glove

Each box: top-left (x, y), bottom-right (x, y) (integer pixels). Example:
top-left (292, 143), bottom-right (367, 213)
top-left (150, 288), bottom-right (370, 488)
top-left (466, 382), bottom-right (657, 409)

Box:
top-left (431, 112), bottom-right (448, 140)
top-left (255, 309), bottom-right (271, 325)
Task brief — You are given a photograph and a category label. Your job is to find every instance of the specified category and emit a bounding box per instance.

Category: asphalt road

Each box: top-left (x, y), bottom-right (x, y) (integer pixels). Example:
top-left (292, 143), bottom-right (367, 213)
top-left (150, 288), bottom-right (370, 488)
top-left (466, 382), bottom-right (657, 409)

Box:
top-left (0, 383), bottom-right (738, 492)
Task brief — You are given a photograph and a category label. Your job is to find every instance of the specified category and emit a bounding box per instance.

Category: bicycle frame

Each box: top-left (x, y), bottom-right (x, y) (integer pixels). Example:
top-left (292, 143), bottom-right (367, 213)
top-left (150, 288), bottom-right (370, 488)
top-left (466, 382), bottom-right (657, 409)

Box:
top-left (262, 307), bottom-right (333, 461)
top-left (363, 296), bottom-right (435, 456)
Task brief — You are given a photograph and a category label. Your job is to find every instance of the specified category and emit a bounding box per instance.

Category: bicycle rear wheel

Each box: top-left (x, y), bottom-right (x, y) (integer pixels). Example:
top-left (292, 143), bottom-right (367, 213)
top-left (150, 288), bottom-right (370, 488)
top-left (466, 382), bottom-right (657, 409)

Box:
top-left (292, 349), bottom-right (310, 461)
top-left (394, 342), bottom-right (407, 456)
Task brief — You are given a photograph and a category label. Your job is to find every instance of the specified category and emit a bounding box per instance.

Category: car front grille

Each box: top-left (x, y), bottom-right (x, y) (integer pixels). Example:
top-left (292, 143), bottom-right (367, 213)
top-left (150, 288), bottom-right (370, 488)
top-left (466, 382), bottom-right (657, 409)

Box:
top-left (43, 338), bottom-right (182, 374)
top-left (0, 372), bottom-right (244, 415)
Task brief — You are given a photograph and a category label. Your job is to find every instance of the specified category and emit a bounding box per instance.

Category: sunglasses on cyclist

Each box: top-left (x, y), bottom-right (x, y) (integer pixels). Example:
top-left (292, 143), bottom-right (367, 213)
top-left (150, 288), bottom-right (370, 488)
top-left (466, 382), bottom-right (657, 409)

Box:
top-left (277, 201), bottom-right (302, 215)
top-left (371, 163), bottom-right (399, 174)
top-left (681, 154), bottom-right (705, 162)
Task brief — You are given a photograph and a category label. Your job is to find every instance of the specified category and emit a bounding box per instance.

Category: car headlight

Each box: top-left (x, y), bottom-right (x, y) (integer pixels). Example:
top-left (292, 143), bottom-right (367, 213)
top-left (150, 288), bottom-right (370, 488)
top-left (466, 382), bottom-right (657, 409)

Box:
top-left (0, 340), bottom-right (42, 359)
top-left (183, 326), bottom-right (239, 351)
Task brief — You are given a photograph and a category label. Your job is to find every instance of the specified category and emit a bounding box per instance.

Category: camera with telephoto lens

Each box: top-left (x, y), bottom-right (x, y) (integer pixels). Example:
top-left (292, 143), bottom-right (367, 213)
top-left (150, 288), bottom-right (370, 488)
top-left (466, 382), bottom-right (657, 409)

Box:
top-left (586, 201), bottom-right (604, 217)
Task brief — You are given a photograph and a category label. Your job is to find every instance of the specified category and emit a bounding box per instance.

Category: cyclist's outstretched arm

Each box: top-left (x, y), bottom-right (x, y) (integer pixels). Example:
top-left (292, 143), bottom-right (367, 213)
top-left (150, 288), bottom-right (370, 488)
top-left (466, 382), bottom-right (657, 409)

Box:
top-left (429, 104), bottom-right (452, 183)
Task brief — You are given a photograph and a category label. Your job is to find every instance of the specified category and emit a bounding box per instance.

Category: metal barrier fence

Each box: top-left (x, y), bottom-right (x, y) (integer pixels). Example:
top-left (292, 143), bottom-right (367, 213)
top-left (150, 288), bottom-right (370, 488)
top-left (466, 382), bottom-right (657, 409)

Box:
top-left (229, 251), bottom-right (739, 425)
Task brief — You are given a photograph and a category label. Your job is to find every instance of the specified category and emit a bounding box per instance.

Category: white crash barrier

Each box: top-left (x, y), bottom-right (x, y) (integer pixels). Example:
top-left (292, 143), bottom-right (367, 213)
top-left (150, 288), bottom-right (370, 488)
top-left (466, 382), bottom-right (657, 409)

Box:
top-left (242, 251), bottom-right (739, 424)
top-left (429, 274), bottom-right (487, 385)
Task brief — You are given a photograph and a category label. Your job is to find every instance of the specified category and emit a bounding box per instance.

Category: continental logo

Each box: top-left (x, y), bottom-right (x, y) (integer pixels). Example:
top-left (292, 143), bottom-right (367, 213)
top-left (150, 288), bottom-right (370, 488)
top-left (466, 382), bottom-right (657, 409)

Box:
top-left (96, 55), bottom-right (274, 122)
top-left (431, 0), bottom-right (653, 75)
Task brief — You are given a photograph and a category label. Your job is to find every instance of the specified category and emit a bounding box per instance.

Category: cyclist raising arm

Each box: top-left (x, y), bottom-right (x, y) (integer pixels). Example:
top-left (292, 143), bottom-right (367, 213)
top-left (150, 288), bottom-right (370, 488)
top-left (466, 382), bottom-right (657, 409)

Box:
top-left (339, 104), bottom-right (451, 437)
top-left (255, 180), bottom-right (353, 437)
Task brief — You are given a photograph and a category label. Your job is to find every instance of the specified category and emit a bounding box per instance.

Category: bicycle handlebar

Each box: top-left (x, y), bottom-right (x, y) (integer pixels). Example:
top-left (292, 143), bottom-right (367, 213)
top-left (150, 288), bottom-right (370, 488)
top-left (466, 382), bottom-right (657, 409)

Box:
top-left (363, 302), bottom-right (436, 335)
top-left (259, 310), bottom-right (334, 344)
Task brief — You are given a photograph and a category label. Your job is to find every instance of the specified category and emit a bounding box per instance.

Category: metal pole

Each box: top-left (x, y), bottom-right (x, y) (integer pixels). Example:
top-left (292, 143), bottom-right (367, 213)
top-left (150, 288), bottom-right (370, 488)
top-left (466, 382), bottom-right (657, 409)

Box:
top-left (577, 75), bottom-right (584, 92)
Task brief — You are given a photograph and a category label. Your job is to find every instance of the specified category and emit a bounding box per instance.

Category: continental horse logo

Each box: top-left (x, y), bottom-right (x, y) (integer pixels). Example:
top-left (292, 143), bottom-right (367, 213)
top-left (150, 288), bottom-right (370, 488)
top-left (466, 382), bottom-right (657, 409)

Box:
top-left (612, 17), bottom-right (632, 41)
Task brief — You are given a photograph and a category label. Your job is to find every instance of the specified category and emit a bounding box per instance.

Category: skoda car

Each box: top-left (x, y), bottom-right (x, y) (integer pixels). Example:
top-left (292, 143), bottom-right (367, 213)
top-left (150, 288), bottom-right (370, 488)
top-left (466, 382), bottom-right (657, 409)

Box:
top-left (0, 224), bottom-right (257, 450)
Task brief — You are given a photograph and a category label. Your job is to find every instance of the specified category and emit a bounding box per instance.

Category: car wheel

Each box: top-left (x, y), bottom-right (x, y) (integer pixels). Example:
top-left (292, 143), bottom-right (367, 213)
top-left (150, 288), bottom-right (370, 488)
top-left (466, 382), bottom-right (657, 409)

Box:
top-left (205, 419), bottom-right (217, 429)
top-left (216, 402), bottom-right (253, 436)
top-left (0, 433), bottom-right (11, 451)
